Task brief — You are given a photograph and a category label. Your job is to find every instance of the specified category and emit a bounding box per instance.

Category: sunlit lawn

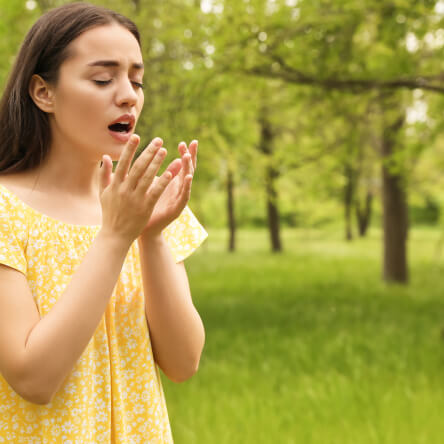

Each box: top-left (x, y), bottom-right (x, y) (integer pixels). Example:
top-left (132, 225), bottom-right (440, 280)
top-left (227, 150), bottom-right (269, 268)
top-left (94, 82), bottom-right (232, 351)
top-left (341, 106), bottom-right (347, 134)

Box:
top-left (162, 227), bottom-right (444, 444)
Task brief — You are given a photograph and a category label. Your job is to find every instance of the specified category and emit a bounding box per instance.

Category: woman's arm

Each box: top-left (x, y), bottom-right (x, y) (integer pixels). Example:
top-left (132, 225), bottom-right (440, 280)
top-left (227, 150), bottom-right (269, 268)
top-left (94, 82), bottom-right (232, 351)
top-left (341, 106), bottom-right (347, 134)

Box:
top-left (0, 231), bottom-right (131, 405)
top-left (137, 232), bottom-right (205, 383)
top-left (0, 136), bottom-right (181, 405)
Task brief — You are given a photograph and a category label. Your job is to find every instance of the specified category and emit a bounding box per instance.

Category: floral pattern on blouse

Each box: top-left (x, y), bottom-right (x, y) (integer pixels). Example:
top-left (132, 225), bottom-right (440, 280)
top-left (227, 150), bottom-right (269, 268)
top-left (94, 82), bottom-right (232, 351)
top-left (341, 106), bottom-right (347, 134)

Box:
top-left (0, 184), bottom-right (207, 443)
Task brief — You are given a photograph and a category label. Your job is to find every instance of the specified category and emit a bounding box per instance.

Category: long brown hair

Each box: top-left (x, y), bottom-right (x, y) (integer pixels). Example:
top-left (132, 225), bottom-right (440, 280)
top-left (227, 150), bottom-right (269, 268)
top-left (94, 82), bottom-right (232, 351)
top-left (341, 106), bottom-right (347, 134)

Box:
top-left (0, 2), bottom-right (140, 174)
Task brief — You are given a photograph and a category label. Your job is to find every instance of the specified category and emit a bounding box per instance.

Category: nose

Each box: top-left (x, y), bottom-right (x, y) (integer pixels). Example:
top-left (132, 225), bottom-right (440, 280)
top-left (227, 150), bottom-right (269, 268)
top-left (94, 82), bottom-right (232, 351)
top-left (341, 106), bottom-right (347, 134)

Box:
top-left (115, 77), bottom-right (139, 108)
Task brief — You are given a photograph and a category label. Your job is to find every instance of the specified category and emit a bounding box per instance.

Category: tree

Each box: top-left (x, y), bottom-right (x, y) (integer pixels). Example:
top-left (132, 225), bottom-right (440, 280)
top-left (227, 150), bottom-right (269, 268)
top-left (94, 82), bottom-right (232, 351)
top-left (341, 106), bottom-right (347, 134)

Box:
top-left (209, 0), bottom-right (444, 282)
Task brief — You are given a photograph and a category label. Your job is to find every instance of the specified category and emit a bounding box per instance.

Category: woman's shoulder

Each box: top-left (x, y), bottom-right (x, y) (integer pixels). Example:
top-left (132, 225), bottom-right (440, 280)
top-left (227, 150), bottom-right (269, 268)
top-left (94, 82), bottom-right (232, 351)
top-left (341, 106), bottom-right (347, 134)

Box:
top-left (0, 176), bottom-right (30, 249)
top-left (0, 171), bottom-right (31, 186)
top-left (0, 174), bottom-right (22, 202)
top-left (0, 174), bottom-right (51, 231)
top-left (0, 174), bottom-right (102, 228)
top-left (0, 173), bottom-right (33, 199)
top-left (0, 174), bottom-right (34, 213)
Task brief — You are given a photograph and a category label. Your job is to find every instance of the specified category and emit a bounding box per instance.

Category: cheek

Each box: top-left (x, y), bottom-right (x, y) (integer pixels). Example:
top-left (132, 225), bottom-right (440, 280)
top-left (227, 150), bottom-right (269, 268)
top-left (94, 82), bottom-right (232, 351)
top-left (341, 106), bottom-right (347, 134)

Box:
top-left (55, 83), bottom-right (106, 128)
top-left (137, 92), bottom-right (144, 114)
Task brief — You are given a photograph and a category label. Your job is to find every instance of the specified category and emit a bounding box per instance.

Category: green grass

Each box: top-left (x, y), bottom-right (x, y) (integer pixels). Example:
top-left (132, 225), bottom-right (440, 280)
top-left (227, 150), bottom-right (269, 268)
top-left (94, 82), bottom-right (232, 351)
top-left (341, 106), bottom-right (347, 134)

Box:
top-left (161, 227), bottom-right (444, 444)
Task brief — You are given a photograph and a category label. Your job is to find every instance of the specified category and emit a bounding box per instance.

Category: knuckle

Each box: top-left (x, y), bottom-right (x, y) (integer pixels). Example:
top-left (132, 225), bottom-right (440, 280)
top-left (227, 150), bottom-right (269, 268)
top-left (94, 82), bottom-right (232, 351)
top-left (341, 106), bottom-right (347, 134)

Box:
top-left (153, 180), bottom-right (167, 197)
top-left (153, 181), bottom-right (165, 196)
top-left (160, 173), bottom-right (171, 186)
top-left (141, 166), bottom-right (156, 182)
top-left (145, 192), bottom-right (158, 207)
top-left (155, 148), bottom-right (166, 161)
top-left (130, 163), bottom-right (142, 177)
top-left (138, 177), bottom-right (153, 193)
top-left (117, 186), bottom-right (127, 197)
top-left (146, 143), bottom-right (159, 156)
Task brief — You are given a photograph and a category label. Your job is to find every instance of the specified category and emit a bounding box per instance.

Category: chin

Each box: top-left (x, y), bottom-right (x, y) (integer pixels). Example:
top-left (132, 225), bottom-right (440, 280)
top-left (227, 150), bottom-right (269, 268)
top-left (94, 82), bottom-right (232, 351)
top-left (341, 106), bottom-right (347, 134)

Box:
top-left (109, 143), bottom-right (128, 160)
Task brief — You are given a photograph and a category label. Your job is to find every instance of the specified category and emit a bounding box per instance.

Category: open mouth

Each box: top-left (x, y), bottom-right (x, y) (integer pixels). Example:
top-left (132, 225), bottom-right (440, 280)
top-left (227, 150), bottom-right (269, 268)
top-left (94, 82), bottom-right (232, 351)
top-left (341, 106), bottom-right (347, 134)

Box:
top-left (108, 114), bottom-right (135, 142)
top-left (108, 122), bottom-right (131, 133)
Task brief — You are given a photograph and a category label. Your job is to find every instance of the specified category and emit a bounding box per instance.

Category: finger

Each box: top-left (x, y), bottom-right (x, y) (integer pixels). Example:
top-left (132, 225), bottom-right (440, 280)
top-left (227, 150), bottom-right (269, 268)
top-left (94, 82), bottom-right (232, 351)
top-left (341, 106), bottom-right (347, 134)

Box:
top-left (182, 152), bottom-right (193, 178)
top-left (178, 141), bottom-right (187, 157)
top-left (145, 168), bottom-right (174, 207)
top-left (126, 137), bottom-right (163, 190)
top-left (99, 155), bottom-right (113, 194)
top-left (113, 134), bottom-right (140, 183)
top-left (179, 141), bottom-right (195, 175)
top-left (188, 140), bottom-right (198, 170)
top-left (177, 141), bottom-right (188, 188)
top-left (165, 158), bottom-right (183, 177)
top-left (177, 174), bottom-right (193, 210)
top-left (187, 149), bottom-right (194, 176)
top-left (136, 147), bottom-right (167, 194)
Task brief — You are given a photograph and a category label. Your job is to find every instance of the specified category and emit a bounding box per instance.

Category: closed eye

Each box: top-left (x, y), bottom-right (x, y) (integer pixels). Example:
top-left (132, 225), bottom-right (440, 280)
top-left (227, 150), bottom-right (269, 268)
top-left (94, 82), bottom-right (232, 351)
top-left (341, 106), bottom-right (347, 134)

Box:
top-left (94, 80), bottom-right (112, 86)
top-left (93, 79), bottom-right (144, 89)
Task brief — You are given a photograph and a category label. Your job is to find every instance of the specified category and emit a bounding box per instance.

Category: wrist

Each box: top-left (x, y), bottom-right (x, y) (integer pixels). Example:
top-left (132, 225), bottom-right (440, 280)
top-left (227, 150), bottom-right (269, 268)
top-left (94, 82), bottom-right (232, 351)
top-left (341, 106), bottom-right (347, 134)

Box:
top-left (138, 229), bottom-right (164, 245)
top-left (96, 229), bottom-right (133, 254)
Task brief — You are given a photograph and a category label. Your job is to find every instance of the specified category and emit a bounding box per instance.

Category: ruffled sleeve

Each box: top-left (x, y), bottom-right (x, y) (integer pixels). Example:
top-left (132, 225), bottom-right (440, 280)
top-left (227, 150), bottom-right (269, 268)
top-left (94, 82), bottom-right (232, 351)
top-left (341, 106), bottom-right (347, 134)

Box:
top-left (162, 206), bottom-right (208, 263)
top-left (0, 199), bottom-right (27, 276)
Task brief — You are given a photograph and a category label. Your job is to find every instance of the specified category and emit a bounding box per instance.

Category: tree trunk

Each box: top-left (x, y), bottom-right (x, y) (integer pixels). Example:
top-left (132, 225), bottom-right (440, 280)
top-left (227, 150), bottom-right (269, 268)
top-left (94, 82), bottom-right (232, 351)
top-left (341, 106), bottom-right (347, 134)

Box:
top-left (227, 167), bottom-right (236, 252)
top-left (344, 163), bottom-right (354, 241)
top-left (266, 164), bottom-right (282, 252)
top-left (132, 0), bottom-right (141, 12)
top-left (258, 112), bottom-right (282, 252)
top-left (356, 191), bottom-right (373, 237)
top-left (381, 115), bottom-right (408, 283)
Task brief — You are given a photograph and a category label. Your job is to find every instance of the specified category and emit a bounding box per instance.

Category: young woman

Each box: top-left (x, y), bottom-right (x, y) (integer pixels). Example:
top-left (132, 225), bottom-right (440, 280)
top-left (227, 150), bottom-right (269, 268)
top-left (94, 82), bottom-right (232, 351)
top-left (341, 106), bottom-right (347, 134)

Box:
top-left (0, 3), bottom-right (207, 442)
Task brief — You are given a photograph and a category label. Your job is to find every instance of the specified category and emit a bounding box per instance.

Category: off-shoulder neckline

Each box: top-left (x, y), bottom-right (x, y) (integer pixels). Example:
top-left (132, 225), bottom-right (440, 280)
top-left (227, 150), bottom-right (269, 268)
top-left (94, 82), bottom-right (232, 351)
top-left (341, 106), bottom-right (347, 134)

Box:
top-left (0, 183), bottom-right (101, 231)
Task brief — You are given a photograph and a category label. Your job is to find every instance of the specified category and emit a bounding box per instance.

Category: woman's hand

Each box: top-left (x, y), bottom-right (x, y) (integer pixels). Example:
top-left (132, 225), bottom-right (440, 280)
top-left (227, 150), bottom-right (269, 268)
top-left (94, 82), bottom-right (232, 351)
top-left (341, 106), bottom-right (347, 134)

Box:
top-left (99, 135), bottom-right (182, 245)
top-left (140, 140), bottom-right (198, 238)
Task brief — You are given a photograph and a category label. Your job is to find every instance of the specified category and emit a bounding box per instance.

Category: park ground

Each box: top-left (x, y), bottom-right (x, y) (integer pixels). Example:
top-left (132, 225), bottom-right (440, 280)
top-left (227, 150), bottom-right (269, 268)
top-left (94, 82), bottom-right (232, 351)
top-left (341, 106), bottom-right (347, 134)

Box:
top-left (162, 227), bottom-right (444, 444)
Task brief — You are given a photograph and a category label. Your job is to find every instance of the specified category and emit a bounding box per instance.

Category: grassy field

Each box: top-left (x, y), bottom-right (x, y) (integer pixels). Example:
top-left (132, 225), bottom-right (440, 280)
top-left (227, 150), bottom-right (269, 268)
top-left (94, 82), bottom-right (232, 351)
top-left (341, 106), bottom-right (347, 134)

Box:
top-left (161, 227), bottom-right (444, 444)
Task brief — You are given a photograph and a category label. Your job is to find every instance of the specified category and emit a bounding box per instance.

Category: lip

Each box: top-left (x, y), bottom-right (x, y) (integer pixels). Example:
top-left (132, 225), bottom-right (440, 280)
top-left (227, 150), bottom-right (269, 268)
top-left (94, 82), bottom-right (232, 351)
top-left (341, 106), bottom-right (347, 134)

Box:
top-left (108, 128), bottom-right (133, 143)
top-left (108, 113), bottom-right (136, 143)
top-left (108, 113), bottom-right (136, 129)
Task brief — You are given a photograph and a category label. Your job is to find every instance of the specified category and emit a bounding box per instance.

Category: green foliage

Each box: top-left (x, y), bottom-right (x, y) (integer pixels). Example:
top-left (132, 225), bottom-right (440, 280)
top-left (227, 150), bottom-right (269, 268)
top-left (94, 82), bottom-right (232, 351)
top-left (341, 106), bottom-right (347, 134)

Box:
top-left (0, 0), bottom-right (39, 88)
top-left (409, 198), bottom-right (440, 225)
top-left (2, 0), bottom-right (444, 233)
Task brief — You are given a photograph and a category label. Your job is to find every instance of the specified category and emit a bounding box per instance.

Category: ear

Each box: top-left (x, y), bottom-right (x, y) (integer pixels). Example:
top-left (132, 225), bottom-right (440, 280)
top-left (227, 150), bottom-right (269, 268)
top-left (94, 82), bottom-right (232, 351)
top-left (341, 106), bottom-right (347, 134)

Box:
top-left (28, 74), bottom-right (55, 113)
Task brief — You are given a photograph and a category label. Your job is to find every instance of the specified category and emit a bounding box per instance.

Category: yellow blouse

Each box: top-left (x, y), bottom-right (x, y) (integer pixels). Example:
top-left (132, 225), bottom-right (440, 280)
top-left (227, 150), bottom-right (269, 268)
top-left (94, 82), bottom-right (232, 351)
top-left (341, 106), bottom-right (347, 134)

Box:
top-left (0, 184), bottom-right (207, 443)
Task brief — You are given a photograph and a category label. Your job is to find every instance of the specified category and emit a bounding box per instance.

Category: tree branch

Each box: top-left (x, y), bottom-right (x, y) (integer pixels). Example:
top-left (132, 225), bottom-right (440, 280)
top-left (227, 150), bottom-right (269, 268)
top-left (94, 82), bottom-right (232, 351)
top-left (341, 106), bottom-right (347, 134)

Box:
top-left (243, 53), bottom-right (444, 94)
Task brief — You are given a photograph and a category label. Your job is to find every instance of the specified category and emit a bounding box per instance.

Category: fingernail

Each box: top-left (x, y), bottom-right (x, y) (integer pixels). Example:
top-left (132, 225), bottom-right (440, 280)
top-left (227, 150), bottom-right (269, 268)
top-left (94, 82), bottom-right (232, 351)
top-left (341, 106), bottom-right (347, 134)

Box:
top-left (127, 139), bottom-right (136, 148)
top-left (154, 137), bottom-right (163, 147)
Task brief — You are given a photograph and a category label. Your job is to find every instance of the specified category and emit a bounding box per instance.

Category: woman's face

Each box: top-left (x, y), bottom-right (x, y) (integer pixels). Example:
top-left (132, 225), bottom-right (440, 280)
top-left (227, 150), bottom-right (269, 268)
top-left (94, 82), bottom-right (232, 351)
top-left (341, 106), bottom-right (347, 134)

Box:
top-left (48, 24), bottom-right (145, 161)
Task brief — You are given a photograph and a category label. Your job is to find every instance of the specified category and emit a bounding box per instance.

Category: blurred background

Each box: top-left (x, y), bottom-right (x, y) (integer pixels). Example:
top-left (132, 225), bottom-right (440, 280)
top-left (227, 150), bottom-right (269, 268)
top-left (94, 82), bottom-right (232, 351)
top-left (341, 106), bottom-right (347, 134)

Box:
top-left (2, 0), bottom-right (444, 442)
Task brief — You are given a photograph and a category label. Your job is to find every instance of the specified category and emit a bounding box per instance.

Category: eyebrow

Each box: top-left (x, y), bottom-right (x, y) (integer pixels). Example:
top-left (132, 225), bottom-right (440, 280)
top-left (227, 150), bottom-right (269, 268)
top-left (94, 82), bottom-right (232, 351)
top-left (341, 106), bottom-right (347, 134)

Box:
top-left (87, 60), bottom-right (144, 70)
